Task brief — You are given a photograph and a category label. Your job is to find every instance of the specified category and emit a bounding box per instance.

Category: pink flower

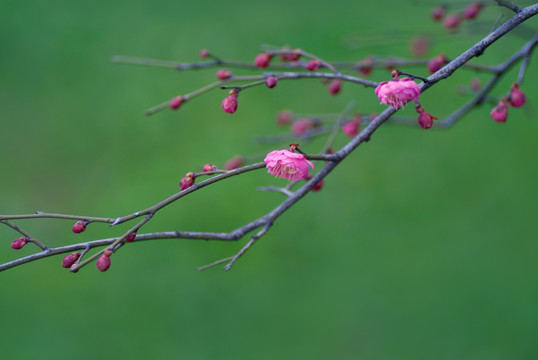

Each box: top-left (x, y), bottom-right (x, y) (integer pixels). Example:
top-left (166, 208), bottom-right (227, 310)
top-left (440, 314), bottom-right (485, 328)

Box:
top-left (490, 99), bottom-right (508, 123)
top-left (341, 117), bottom-right (360, 138)
top-left (509, 83), bottom-right (526, 108)
top-left (375, 78), bottom-right (420, 109)
top-left (264, 149), bottom-right (314, 181)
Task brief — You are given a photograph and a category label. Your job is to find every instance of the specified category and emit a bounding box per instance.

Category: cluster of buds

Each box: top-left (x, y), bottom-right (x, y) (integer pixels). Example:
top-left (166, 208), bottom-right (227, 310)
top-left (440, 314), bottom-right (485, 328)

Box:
top-left (490, 84), bottom-right (526, 123)
top-left (432, 3), bottom-right (483, 31)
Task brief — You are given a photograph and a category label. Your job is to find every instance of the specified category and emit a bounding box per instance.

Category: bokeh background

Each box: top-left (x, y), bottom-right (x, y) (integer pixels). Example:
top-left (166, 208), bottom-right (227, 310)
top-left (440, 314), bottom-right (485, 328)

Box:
top-left (1, 0), bottom-right (537, 359)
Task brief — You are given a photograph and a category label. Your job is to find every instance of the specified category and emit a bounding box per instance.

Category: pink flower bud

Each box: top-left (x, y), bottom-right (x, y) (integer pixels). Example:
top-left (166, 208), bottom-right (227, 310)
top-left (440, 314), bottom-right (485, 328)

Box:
top-left (72, 220), bottom-right (87, 234)
top-left (180, 172), bottom-right (195, 190)
top-left (427, 54), bottom-right (446, 74)
top-left (305, 176), bottom-right (324, 192)
top-left (96, 254), bottom-right (111, 272)
top-left (11, 237), bottom-right (28, 250)
top-left (169, 96), bottom-right (185, 110)
top-left (375, 77), bottom-right (421, 109)
top-left (443, 14), bottom-right (461, 30)
top-left (509, 83), bottom-right (526, 108)
top-left (431, 6), bottom-right (446, 21)
top-left (341, 117), bottom-right (361, 138)
top-left (225, 156), bottom-right (244, 170)
top-left (490, 99), bottom-right (508, 123)
top-left (200, 49), bottom-right (210, 59)
top-left (216, 69), bottom-right (232, 80)
top-left (264, 149), bottom-right (314, 181)
top-left (409, 36), bottom-right (429, 58)
top-left (291, 118), bottom-right (314, 136)
top-left (276, 110), bottom-right (293, 126)
top-left (62, 252), bottom-right (80, 268)
top-left (416, 106), bottom-right (438, 129)
top-left (221, 94), bottom-right (238, 114)
top-left (464, 3), bottom-right (482, 20)
top-left (254, 53), bottom-right (272, 68)
top-left (470, 78), bottom-right (481, 91)
top-left (266, 76), bottom-right (278, 88)
top-left (305, 59), bottom-right (321, 71)
top-left (125, 232), bottom-right (137, 243)
top-left (328, 79), bottom-right (342, 95)
top-left (203, 163), bottom-right (217, 172)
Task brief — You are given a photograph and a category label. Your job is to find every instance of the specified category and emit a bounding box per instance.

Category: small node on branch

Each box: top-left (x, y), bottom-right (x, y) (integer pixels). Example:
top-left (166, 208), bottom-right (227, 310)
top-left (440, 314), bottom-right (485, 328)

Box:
top-left (254, 52), bottom-right (273, 68)
top-left (509, 83), bottom-right (526, 107)
top-left (169, 96), bottom-right (185, 110)
top-left (216, 69), bottom-right (232, 80)
top-left (266, 76), bottom-right (278, 88)
top-left (11, 237), bottom-right (28, 250)
top-left (96, 254), bottom-right (111, 272)
top-left (416, 104), bottom-right (438, 130)
top-left (72, 220), bottom-right (88, 234)
top-left (62, 252), bottom-right (80, 268)
top-left (490, 98), bottom-right (509, 123)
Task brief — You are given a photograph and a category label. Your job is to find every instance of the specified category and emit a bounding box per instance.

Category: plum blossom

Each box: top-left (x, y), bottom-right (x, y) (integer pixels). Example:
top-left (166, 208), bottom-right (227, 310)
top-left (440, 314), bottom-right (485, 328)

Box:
top-left (264, 149), bottom-right (314, 181)
top-left (375, 77), bottom-right (420, 109)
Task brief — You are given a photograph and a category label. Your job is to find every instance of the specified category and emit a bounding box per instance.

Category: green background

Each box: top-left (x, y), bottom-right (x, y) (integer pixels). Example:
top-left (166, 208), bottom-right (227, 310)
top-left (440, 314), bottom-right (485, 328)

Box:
top-left (1, 0), bottom-right (537, 359)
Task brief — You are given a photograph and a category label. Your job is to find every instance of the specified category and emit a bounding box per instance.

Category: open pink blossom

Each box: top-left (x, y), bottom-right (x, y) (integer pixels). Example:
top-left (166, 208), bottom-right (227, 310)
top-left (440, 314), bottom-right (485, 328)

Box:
top-left (264, 149), bottom-right (314, 181)
top-left (375, 78), bottom-right (420, 109)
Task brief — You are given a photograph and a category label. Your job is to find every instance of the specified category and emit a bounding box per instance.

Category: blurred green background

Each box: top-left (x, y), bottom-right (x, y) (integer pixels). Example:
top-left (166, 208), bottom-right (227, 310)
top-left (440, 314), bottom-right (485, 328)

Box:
top-left (1, 0), bottom-right (537, 359)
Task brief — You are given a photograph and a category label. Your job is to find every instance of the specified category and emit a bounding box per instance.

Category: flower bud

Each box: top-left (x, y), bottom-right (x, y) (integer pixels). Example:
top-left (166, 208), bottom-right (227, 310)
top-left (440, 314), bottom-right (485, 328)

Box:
top-left (216, 69), bottom-right (232, 80)
top-left (254, 53), bottom-right (272, 68)
top-left (291, 118), bottom-right (314, 136)
top-left (328, 79), bottom-right (342, 95)
top-left (470, 78), bottom-right (481, 91)
top-left (180, 172), bottom-right (195, 190)
top-left (276, 110), bottom-right (293, 126)
top-left (509, 83), bottom-right (526, 108)
top-left (305, 59), bottom-right (321, 71)
top-left (409, 36), bottom-right (429, 58)
top-left (203, 163), bottom-right (217, 172)
top-left (431, 6), bottom-right (446, 21)
top-left (72, 220), bottom-right (87, 234)
top-left (62, 252), bottom-right (80, 268)
top-left (416, 105), bottom-right (438, 129)
top-left (266, 76), bottom-right (278, 88)
top-left (200, 49), bottom-right (210, 59)
top-left (125, 232), bottom-right (137, 243)
top-left (169, 96), bottom-right (185, 110)
top-left (96, 254), bottom-right (111, 272)
top-left (427, 54), bottom-right (446, 74)
top-left (443, 14), bottom-right (461, 30)
top-left (464, 3), bottom-right (482, 20)
top-left (221, 93), bottom-right (238, 114)
top-left (11, 237), bottom-right (28, 250)
top-left (305, 176), bottom-right (324, 192)
top-left (225, 156), bottom-right (244, 170)
top-left (490, 99), bottom-right (508, 123)
top-left (341, 116), bottom-right (361, 138)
